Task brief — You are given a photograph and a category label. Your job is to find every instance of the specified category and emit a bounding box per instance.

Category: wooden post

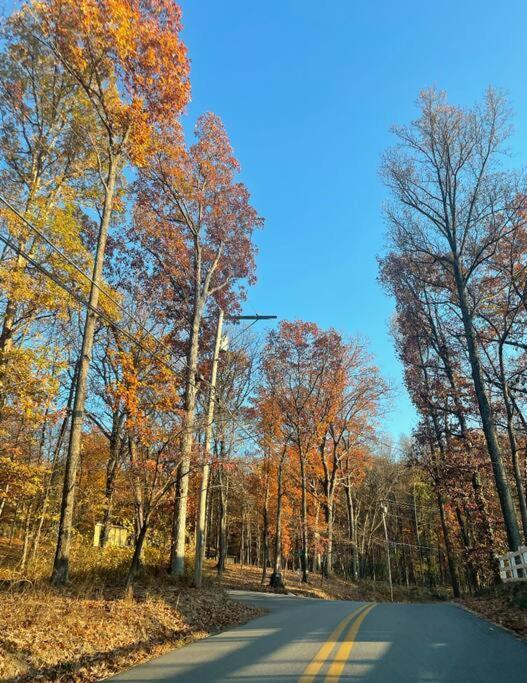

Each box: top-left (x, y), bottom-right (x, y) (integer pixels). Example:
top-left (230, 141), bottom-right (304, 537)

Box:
top-left (194, 309), bottom-right (224, 587)
top-left (382, 504), bottom-right (394, 602)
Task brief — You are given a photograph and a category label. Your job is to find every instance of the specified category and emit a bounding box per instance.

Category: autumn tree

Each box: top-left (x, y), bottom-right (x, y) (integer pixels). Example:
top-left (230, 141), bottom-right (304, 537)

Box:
top-left (475, 226), bottom-right (527, 540)
top-left (134, 112), bottom-right (261, 575)
top-left (252, 391), bottom-right (289, 587)
top-left (24, 0), bottom-right (191, 584)
top-left (381, 248), bottom-right (503, 591)
top-left (316, 341), bottom-right (387, 576)
top-left (108, 337), bottom-right (183, 587)
top-left (382, 88), bottom-right (527, 551)
top-left (263, 322), bottom-right (355, 582)
top-left (0, 9), bottom-right (92, 419)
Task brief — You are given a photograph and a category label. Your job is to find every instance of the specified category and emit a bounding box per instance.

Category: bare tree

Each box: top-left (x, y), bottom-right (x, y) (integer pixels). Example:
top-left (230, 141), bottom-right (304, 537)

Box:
top-left (383, 88), bottom-right (527, 550)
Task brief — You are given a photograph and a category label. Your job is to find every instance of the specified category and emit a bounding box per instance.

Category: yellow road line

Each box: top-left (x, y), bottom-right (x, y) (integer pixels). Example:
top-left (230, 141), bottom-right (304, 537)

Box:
top-left (324, 603), bottom-right (376, 681)
top-left (299, 603), bottom-right (370, 683)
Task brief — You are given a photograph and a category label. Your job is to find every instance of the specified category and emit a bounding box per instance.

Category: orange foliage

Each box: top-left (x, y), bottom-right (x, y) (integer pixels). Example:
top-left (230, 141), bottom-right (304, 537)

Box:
top-left (34, 0), bottom-right (190, 162)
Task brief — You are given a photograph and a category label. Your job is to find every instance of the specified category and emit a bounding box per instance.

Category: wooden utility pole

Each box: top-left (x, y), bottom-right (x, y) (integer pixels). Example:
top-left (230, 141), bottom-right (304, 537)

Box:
top-left (194, 308), bottom-right (224, 587)
top-left (194, 312), bottom-right (276, 587)
top-left (381, 503), bottom-right (394, 602)
top-left (413, 483), bottom-right (423, 584)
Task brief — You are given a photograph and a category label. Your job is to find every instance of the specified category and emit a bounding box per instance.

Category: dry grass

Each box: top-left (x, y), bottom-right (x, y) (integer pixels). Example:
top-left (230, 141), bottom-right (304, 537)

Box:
top-left (208, 561), bottom-right (451, 603)
top-left (0, 539), bottom-right (263, 682)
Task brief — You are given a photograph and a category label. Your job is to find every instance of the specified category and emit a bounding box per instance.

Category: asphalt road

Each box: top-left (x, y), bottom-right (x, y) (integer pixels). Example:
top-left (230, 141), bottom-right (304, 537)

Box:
top-left (111, 589), bottom-right (527, 682)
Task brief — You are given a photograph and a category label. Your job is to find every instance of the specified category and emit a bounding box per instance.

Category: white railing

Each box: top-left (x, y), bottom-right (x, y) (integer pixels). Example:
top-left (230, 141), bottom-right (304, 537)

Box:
top-left (499, 546), bottom-right (527, 582)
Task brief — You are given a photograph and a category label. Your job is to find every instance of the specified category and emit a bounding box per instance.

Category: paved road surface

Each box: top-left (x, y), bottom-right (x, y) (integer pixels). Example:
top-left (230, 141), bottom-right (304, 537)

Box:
top-left (111, 590), bottom-right (527, 682)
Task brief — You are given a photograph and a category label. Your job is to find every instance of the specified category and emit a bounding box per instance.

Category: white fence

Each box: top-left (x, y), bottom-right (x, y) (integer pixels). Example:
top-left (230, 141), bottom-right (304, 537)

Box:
top-left (499, 546), bottom-right (527, 582)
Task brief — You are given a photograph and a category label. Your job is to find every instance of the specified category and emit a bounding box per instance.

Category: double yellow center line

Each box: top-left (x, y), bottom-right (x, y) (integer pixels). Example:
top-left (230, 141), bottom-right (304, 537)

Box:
top-left (299, 603), bottom-right (376, 682)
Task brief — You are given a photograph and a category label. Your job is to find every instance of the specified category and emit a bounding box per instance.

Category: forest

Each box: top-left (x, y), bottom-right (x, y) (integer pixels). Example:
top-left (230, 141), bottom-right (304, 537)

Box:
top-left (2, 0), bottom-right (527, 634)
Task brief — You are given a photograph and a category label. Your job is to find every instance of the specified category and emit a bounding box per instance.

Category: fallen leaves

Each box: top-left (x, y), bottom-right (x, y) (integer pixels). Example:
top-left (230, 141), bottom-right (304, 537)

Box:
top-left (460, 584), bottom-right (527, 640)
top-left (0, 583), bottom-right (262, 681)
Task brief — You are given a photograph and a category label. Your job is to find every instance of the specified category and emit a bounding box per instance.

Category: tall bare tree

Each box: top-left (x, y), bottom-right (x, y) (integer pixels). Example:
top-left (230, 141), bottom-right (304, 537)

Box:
top-left (383, 88), bottom-right (527, 550)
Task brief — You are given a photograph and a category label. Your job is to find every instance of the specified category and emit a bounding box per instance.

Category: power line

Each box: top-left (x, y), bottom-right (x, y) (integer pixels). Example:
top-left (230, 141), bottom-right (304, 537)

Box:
top-left (2, 45), bottom-right (277, 340)
top-left (0, 193), bottom-right (171, 358)
top-left (350, 490), bottom-right (439, 515)
top-left (0, 50), bottom-right (276, 450)
top-left (389, 539), bottom-right (442, 552)
top-left (1, 222), bottom-right (479, 515)
top-left (0, 231), bottom-right (176, 373)
top-left (379, 496), bottom-right (438, 512)
top-left (382, 498), bottom-right (438, 514)
top-left (0, 229), bottom-right (266, 451)
top-left (371, 537), bottom-right (442, 553)
top-left (0, 36), bottom-right (277, 450)
top-left (0, 203), bottom-right (458, 508)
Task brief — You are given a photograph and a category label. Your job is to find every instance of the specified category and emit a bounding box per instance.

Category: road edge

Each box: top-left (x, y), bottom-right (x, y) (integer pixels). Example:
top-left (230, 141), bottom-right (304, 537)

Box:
top-left (452, 600), bottom-right (527, 644)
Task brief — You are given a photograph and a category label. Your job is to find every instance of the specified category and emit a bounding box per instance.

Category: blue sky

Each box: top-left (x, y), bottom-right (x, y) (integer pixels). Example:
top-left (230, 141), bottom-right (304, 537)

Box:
top-left (180, 0), bottom-right (527, 439)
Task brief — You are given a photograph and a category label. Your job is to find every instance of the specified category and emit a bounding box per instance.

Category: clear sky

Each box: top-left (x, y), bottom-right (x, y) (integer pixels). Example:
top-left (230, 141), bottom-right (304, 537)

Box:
top-left (180, 0), bottom-right (527, 439)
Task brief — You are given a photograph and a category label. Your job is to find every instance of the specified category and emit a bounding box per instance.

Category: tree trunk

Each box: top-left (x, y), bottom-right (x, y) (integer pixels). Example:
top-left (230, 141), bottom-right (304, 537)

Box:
top-left (471, 470), bottom-right (500, 583)
top-left (0, 485), bottom-right (9, 522)
top-left (247, 518), bottom-right (252, 565)
top-left (239, 504), bottom-right (245, 567)
top-left (435, 486), bottom-right (461, 597)
top-left (455, 505), bottom-right (479, 592)
top-left (453, 259), bottom-right (521, 550)
top-left (411, 484), bottom-right (424, 585)
top-left (51, 157), bottom-right (119, 585)
top-left (323, 496), bottom-right (334, 578)
top-left (206, 474), bottom-right (215, 560)
top-left (127, 438), bottom-right (147, 568)
top-left (498, 342), bottom-right (527, 541)
top-left (100, 416), bottom-right (125, 547)
top-left (313, 502), bottom-right (321, 573)
top-left (19, 504), bottom-right (33, 571)
top-left (299, 454), bottom-right (309, 583)
top-left (0, 270), bottom-right (21, 417)
top-left (194, 309), bottom-right (223, 587)
top-left (217, 449), bottom-right (228, 576)
top-left (345, 484), bottom-right (359, 581)
top-left (426, 410), bottom-right (461, 597)
top-left (126, 516), bottom-right (149, 588)
top-left (0, 235), bottom-right (36, 419)
top-left (261, 474), bottom-right (270, 584)
top-left (171, 298), bottom-right (202, 576)
top-left (437, 332), bottom-right (499, 575)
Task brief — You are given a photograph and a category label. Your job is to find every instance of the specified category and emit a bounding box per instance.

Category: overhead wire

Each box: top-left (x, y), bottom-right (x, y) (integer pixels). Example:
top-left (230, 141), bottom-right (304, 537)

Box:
top-left (0, 3), bottom-right (450, 464)
top-left (0, 35), bottom-right (281, 449)
top-left (0, 223), bottom-right (266, 451)
top-left (2, 28), bottom-right (487, 493)
top-left (0, 219), bottom-right (486, 517)
top-left (0, 42), bottom-right (274, 451)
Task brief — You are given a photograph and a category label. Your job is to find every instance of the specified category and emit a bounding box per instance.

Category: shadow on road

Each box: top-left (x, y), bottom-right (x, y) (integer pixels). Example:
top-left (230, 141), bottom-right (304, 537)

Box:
top-left (112, 595), bottom-right (527, 682)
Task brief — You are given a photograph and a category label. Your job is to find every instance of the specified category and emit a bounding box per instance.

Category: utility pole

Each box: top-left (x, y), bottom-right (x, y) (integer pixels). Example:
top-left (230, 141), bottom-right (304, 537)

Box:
top-left (381, 503), bottom-right (394, 602)
top-left (194, 309), bottom-right (224, 587)
top-left (413, 482), bottom-right (423, 585)
top-left (193, 311), bottom-right (276, 587)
